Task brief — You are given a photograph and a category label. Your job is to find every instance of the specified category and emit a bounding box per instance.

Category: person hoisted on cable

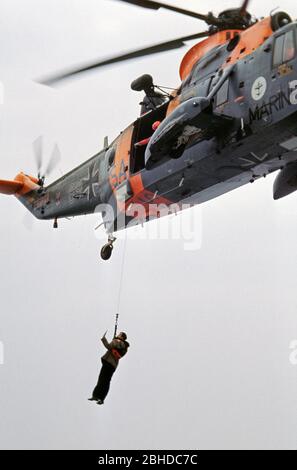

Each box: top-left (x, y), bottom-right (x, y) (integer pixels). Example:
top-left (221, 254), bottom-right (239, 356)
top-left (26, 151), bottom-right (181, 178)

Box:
top-left (88, 331), bottom-right (130, 405)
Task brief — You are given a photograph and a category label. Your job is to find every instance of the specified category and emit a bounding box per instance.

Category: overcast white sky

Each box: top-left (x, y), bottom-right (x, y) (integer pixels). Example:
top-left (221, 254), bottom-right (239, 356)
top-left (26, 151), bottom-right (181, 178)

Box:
top-left (0, 0), bottom-right (296, 450)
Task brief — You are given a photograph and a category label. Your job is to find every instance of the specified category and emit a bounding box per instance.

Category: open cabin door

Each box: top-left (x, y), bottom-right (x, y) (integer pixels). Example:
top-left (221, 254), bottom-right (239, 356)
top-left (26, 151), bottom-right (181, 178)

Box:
top-left (130, 101), bottom-right (170, 174)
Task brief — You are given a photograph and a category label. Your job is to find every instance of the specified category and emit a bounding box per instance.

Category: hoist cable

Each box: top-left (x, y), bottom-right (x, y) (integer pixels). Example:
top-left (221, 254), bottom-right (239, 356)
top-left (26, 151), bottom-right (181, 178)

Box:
top-left (114, 234), bottom-right (128, 337)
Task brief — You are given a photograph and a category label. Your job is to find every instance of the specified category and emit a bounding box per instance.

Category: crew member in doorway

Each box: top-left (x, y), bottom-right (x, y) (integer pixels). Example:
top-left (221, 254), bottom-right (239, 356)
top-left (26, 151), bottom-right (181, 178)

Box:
top-left (140, 90), bottom-right (166, 115)
top-left (88, 332), bottom-right (130, 405)
top-left (130, 74), bottom-right (167, 115)
top-left (135, 121), bottom-right (161, 148)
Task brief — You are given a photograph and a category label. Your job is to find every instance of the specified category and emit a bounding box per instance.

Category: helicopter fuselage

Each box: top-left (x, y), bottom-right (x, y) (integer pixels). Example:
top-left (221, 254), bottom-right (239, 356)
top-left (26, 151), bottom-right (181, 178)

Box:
top-left (15, 16), bottom-right (297, 234)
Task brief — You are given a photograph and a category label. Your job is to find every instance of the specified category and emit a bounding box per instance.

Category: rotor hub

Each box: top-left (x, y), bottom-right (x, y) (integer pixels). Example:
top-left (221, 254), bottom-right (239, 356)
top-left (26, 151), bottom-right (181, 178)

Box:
top-left (215, 9), bottom-right (253, 30)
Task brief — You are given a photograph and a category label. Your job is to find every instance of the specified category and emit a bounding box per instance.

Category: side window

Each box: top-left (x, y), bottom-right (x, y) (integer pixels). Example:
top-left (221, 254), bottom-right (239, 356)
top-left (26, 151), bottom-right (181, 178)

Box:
top-left (216, 79), bottom-right (229, 107)
top-left (273, 30), bottom-right (295, 67)
top-left (273, 34), bottom-right (285, 66)
top-left (284, 30), bottom-right (295, 62)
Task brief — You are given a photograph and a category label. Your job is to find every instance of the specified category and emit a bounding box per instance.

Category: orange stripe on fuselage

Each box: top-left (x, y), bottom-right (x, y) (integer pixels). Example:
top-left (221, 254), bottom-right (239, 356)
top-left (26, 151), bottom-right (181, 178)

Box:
top-left (166, 91), bottom-right (180, 117)
top-left (109, 126), bottom-right (134, 213)
top-left (126, 189), bottom-right (174, 219)
top-left (179, 30), bottom-right (242, 81)
top-left (110, 125), bottom-right (173, 221)
top-left (129, 172), bottom-right (144, 197)
top-left (163, 18), bottom-right (275, 121)
top-left (179, 17), bottom-right (274, 81)
top-left (222, 17), bottom-right (273, 68)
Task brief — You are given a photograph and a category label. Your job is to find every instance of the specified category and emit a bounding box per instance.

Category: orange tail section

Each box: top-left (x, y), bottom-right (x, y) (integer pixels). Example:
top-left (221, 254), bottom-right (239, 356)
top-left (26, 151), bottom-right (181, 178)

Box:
top-left (0, 179), bottom-right (23, 195)
top-left (0, 173), bottom-right (40, 196)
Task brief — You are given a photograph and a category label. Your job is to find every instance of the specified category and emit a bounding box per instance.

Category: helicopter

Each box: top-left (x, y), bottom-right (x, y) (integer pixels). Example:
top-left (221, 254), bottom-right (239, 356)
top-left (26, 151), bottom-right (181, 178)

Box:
top-left (1, 0), bottom-right (297, 260)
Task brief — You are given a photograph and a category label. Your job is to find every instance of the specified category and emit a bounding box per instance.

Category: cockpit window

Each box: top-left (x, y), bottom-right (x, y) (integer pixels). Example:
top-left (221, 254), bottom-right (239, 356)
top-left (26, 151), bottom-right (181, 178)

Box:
top-left (273, 30), bottom-right (295, 67)
top-left (187, 45), bottom-right (223, 87)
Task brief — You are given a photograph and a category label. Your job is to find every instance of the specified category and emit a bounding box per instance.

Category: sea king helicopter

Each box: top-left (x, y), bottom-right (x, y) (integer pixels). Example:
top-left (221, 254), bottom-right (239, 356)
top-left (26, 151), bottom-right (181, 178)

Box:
top-left (1, 0), bottom-right (297, 260)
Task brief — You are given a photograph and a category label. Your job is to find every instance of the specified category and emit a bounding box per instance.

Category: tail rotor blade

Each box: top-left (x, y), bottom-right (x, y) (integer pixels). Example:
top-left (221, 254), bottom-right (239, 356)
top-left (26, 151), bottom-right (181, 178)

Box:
top-left (44, 143), bottom-right (61, 176)
top-left (33, 135), bottom-right (43, 175)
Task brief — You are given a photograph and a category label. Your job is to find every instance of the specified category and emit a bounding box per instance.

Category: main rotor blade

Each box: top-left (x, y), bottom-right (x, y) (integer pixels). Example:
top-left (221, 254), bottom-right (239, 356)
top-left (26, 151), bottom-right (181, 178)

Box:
top-left (44, 144), bottom-right (61, 176)
top-left (113, 0), bottom-right (216, 23)
top-left (33, 135), bottom-right (43, 174)
top-left (39, 31), bottom-right (209, 86)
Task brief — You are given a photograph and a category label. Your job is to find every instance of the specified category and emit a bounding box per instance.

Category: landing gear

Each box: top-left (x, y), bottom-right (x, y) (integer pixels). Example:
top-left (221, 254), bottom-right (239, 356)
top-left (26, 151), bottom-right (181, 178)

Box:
top-left (101, 243), bottom-right (113, 260)
top-left (100, 235), bottom-right (116, 261)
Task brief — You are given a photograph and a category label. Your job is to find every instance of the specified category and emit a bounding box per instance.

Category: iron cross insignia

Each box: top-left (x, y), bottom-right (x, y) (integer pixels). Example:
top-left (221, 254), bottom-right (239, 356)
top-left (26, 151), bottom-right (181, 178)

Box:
top-left (82, 161), bottom-right (100, 200)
